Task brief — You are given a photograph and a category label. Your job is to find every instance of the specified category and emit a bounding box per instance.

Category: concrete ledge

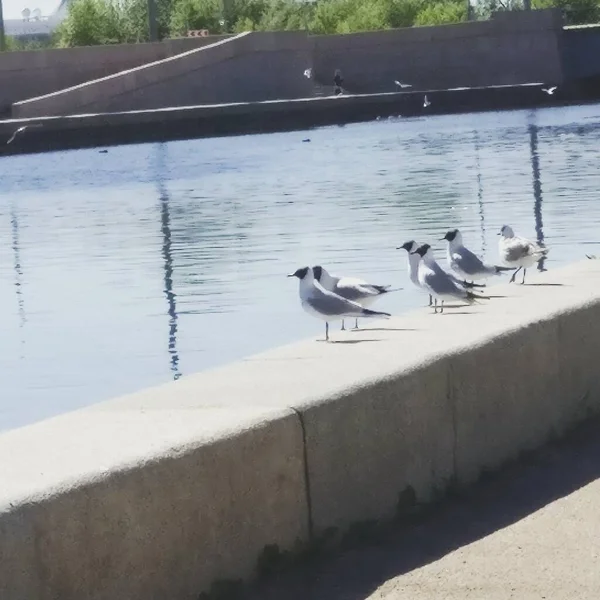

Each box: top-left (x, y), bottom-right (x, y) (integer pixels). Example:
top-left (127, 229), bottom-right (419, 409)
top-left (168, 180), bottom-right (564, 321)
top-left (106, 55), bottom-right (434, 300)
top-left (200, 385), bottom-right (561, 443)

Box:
top-left (0, 409), bottom-right (308, 599)
top-left (2, 261), bottom-right (600, 598)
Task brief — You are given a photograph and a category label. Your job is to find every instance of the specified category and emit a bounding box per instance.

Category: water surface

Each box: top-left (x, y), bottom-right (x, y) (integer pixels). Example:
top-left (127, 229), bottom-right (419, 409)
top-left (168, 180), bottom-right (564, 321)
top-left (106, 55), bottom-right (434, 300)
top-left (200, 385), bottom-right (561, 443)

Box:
top-left (2, 104), bottom-right (600, 431)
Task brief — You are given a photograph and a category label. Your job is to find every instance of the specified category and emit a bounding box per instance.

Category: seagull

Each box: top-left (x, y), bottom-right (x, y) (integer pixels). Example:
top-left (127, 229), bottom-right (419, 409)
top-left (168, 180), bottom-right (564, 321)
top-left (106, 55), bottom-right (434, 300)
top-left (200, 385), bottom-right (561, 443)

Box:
top-left (6, 124), bottom-right (42, 145)
top-left (411, 244), bottom-right (488, 314)
top-left (398, 240), bottom-right (485, 307)
top-left (542, 86), bottom-right (557, 95)
top-left (394, 80), bottom-right (412, 89)
top-left (303, 68), bottom-right (312, 79)
top-left (288, 267), bottom-right (391, 341)
top-left (586, 254), bottom-right (598, 260)
top-left (398, 241), bottom-right (429, 304)
top-left (498, 225), bottom-right (549, 284)
top-left (442, 229), bottom-right (513, 282)
top-left (423, 95), bottom-right (431, 108)
top-left (313, 265), bottom-right (401, 330)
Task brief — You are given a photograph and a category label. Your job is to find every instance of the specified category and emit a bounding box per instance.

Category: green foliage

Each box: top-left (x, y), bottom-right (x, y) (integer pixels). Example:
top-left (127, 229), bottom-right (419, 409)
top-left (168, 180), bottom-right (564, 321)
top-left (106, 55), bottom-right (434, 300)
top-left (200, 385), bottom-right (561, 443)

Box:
top-left (336, 0), bottom-right (391, 33)
top-left (251, 0), bottom-right (307, 31)
top-left (311, 0), bottom-right (396, 34)
top-left (169, 0), bottom-right (223, 36)
top-left (532, 0), bottom-right (600, 24)
top-left (414, 0), bottom-right (467, 25)
top-left (55, 0), bottom-right (175, 46)
top-left (386, 0), bottom-right (427, 28)
top-left (2, 36), bottom-right (55, 51)
top-left (55, 0), bottom-right (118, 46)
top-left (474, 0), bottom-right (523, 19)
top-left (35, 0), bottom-right (600, 49)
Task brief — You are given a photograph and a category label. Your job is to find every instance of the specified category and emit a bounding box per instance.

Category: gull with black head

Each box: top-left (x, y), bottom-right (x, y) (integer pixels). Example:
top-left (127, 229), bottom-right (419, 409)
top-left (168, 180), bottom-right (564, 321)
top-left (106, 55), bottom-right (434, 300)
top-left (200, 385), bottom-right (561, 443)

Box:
top-left (442, 228), bottom-right (513, 283)
top-left (288, 266), bottom-right (391, 341)
top-left (411, 244), bottom-right (488, 313)
top-left (312, 265), bottom-right (400, 330)
top-left (398, 240), bottom-right (485, 307)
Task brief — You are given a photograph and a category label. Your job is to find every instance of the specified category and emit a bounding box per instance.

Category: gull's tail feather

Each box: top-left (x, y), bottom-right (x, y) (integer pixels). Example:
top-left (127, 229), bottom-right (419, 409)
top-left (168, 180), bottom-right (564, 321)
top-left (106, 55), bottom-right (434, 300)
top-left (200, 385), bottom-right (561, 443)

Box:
top-left (466, 291), bottom-right (490, 303)
top-left (535, 246), bottom-right (550, 258)
top-left (461, 281), bottom-right (486, 289)
top-left (494, 266), bottom-right (514, 273)
top-left (361, 308), bottom-right (391, 318)
top-left (372, 284), bottom-right (391, 294)
top-left (373, 285), bottom-right (403, 294)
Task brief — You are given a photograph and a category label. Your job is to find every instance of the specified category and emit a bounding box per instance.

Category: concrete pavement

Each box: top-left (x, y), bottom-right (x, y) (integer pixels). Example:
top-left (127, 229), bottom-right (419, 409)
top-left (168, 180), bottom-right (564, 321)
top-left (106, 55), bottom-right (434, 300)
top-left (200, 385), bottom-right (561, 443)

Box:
top-left (244, 418), bottom-right (600, 600)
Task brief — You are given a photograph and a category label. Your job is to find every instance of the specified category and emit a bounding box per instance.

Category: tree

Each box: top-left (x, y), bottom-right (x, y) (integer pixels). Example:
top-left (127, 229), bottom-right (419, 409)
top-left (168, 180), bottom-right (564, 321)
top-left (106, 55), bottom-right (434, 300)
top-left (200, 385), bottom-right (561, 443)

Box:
top-left (254, 0), bottom-right (308, 30)
top-left (386, 0), bottom-right (427, 28)
top-left (532, 0), bottom-right (600, 24)
top-left (55, 0), bottom-right (121, 46)
top-left (414, 0), bottom-right (467, 25)
top-left (169, 0), bottom-right (223, 36)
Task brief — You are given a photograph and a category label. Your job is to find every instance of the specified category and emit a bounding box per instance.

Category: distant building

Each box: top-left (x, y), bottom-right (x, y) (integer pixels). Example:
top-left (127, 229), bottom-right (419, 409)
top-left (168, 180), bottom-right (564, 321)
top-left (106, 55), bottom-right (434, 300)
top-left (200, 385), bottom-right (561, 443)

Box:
top-left (4, 0), bottom-right (69, 41)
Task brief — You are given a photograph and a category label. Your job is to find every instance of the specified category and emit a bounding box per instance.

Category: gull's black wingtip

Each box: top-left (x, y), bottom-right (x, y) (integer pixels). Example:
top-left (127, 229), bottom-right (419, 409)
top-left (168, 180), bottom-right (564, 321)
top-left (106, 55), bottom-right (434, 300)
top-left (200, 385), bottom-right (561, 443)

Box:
top-left (362, 308), bottom-right (391, 317)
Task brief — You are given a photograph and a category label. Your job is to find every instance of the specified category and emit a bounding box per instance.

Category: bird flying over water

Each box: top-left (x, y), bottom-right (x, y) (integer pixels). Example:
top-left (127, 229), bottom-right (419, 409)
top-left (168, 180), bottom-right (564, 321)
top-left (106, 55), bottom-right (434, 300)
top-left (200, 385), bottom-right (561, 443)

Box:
top-left (423, 95), bottom-right (431, 108)
top-left (542, 86), bottom-right (557, 95)
top-left (6, 124), bottom-right (42, 145)
top-left (395, 80), bottom-right (412, 89)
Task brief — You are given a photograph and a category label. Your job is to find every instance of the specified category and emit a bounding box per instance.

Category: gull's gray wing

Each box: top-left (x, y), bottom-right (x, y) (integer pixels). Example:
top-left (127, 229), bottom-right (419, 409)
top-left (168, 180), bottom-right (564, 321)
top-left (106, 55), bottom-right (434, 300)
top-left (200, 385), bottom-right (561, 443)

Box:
top-left (503, 240), bottom-right (534, 262)
top-left (452, 247), bottom-right (486, 275)
top-left (305, 288), bottom-right (364, 317)
top-left (335, 280), bottom-right (386, 302)
top-left (424, 265), bottom-right (467, 297)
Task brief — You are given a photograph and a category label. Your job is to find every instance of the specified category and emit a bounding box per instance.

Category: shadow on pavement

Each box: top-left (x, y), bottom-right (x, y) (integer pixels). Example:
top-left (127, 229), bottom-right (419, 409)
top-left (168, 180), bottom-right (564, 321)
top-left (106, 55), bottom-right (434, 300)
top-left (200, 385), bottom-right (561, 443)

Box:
top-left (241, 418), bottom-right (600, 600)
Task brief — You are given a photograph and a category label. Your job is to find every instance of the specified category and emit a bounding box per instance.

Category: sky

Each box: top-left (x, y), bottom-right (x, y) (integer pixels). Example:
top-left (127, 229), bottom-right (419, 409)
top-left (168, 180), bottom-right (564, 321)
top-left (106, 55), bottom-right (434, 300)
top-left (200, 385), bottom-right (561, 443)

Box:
top-left (2, 0), bottom-right (60, 20)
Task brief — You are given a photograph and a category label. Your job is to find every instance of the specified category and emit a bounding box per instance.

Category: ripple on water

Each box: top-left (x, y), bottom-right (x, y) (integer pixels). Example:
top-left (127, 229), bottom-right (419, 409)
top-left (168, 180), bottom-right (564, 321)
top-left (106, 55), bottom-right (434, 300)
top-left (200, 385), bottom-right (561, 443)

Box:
top-left (1, 104), bottom-right (600, 430)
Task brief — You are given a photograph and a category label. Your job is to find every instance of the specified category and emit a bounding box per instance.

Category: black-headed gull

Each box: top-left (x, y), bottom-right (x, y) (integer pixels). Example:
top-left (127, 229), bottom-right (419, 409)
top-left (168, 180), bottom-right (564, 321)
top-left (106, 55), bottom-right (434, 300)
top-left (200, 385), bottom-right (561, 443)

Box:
top-left (313, 264), bottom-right (400, 330)
top-left (411, 245), bottom-right (488, 314)
top-left (442, 229), bottom-right (513, 282)
top-left (288, 267), bottom-right (391, 341)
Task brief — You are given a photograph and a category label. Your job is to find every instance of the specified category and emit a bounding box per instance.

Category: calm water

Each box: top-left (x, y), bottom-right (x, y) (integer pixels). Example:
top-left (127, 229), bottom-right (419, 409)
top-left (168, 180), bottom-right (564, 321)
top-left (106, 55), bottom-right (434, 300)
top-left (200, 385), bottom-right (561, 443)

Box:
top-left (1, 104), bottom-right (600, 431)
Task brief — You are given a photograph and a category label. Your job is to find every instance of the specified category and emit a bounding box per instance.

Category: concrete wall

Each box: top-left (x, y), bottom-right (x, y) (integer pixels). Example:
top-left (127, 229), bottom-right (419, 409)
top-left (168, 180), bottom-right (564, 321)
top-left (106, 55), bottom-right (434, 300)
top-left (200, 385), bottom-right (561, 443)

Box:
top-left (0, 35), bottom-right (231, 112)
top-left (312, 9), bottom-right (565, 94)
top-left (13, 31), bottom-right (314, 118)
top-left (2, 260), bottom-right (600, 599)
top-left (0, 408), bottom-right (308, 600)
top-left (11, 10), bottom-right (567, 117)
top-left (562, 25), bottom-right (600, 80)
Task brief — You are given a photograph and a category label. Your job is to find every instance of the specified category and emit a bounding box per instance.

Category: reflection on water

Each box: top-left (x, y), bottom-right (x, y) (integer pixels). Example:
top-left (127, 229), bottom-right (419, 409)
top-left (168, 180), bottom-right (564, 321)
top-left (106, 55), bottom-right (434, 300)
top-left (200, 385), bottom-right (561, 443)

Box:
top-left (9, 203), bottom-right (26, 331)
top-left (156, 143), bottom-right (181, 380)
top-left (528, 118), bottom-right (548, 272)
top-left (2, 103), bottom-right (600, 431)
top-left (473, 131), bottom-right (486, 256)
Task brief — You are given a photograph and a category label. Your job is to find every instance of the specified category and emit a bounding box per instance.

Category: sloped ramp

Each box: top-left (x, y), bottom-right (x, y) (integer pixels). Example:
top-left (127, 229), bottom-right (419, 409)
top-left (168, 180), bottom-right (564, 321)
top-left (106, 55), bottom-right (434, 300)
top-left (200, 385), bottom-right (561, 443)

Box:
top-left (13, 31), bottom-right (314, 118)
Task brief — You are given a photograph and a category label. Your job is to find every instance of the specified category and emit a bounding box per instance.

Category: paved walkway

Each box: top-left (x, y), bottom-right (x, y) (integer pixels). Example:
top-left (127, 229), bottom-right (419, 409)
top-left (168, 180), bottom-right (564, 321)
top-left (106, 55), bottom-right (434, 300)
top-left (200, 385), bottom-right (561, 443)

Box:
top-left (245, 419), bottom-right (600, 600)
